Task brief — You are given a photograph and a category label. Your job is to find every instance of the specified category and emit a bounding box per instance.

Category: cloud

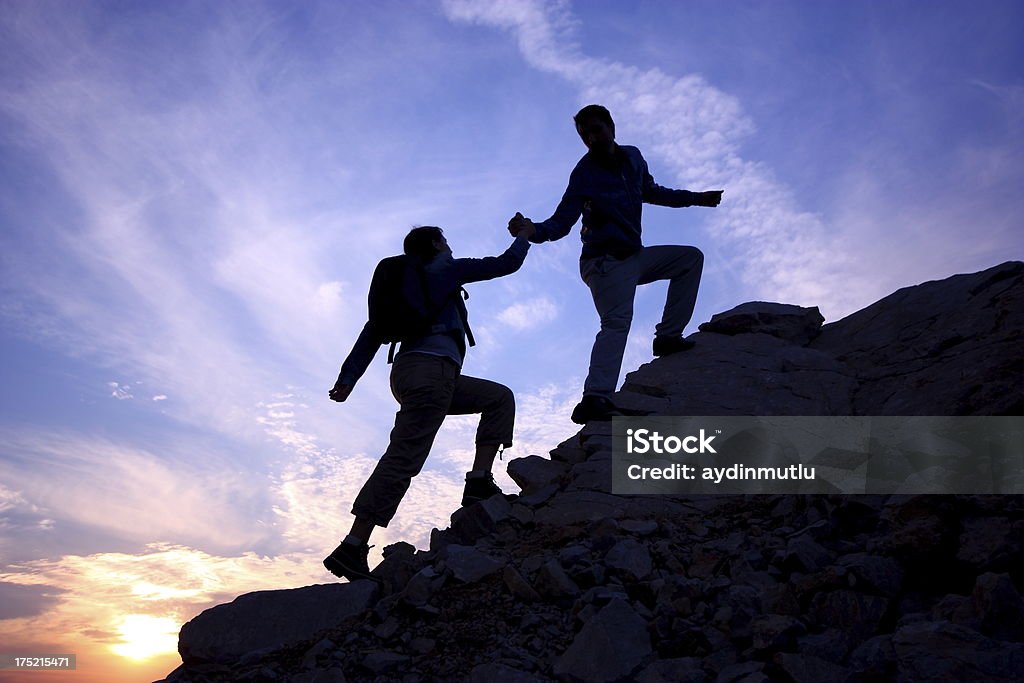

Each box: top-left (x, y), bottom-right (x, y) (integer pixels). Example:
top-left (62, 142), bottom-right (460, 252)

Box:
top-left (0, 542), bottom-right (329, 670)
top-left (0, 429), bottom-right (268, 553)
top-left (512, 381), bottom-right (582, 454)
top-left (496, 296), bottom-right (559, 330)
top-left (442, 0), bottom-right (911, 320)
top-left (0, 2), bottom-right (382, 444)
top-left (108, 382), bottom-right (134, 400)
top-left (0, 581), bottom-right (67, 620)
top-left (255, 393), bottom-right (467, 555)
top-left (0, 483), bottom-right (40, 516)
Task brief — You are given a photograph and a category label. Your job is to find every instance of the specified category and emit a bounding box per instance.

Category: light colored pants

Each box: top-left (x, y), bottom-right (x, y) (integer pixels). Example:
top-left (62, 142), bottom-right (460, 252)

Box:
top-left (580, 245), bottom-right (704, 398)
top-left (351, 353), bottom-right (515, 527)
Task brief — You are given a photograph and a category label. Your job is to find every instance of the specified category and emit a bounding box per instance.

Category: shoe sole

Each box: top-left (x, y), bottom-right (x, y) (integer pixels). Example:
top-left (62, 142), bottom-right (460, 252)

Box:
top-left (460, 493), bottom-right (518, 507)
top-left (653, 340), bottom-right (696, 357)
top-left (571, 406), bottom-right (653, 425)
top-left (323, 554), bottom-right (380, 582)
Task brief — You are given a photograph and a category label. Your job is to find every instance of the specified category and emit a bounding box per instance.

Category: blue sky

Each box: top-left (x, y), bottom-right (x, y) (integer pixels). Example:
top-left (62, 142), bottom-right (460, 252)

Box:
top-left (1, 0), bottom-right (1022, 678)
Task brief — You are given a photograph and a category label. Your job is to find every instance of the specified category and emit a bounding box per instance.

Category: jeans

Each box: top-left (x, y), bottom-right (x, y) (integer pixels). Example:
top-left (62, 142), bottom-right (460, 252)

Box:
top-left (351, 353), bottom-right (515, 527)
top-left (580, 245), bottom-right (703, 397)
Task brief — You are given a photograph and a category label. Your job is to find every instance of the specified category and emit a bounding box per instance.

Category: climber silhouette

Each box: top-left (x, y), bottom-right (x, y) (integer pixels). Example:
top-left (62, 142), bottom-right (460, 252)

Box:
top-left (324, 224), bottom-right (532, 581)
top-left (509, 104), bottom-right (722, 425)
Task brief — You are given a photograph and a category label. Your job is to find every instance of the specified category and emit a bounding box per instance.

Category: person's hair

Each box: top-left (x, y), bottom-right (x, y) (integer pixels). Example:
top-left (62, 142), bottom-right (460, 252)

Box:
top-left (403, 226), bottom-right (444, 263)
top-left (573, 104), bottom-right (615, 136)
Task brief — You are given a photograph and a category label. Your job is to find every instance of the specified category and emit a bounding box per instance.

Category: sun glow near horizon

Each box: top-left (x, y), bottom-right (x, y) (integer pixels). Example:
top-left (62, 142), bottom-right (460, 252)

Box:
top-left (109, 614), bottom-right (180, 661)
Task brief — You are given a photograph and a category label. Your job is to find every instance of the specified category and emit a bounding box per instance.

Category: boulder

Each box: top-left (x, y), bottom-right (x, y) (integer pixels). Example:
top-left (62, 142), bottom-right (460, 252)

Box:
top-left (507, 454), bottom-right (568, 493)
top-left (178, 582), bottom-right (378, 664)
top-left (812, 261), bottom-right (1024, 415)
top-left (553, 599), bottom-right (652, 682)
top-left (698, 302), bottom-right (824, 345)
top-left (892, 621), bottom-right (1024, 681)
top-left (440, 544), bottom-right (504, 583)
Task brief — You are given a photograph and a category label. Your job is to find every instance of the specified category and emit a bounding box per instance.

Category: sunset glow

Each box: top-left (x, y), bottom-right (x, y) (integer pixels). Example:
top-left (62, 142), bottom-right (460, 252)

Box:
top-left (110, 615), bottom-right (180, 661)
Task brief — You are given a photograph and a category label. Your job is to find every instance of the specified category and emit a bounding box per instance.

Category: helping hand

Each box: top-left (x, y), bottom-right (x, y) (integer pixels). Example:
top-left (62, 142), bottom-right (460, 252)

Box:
top-left (508, 212), bottom-right (537, 239)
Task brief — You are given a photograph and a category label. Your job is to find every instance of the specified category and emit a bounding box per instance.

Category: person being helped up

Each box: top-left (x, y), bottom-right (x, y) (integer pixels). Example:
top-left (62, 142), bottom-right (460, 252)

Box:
top-left (510, 104), bottom-right (723, 424)
top-left (325, 225), bottom-right (530, 582)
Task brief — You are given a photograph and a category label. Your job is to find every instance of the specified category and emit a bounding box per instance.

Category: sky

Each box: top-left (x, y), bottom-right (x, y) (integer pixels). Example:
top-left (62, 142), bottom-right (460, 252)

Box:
top-left (0, 0), bottom-right (1021, 680)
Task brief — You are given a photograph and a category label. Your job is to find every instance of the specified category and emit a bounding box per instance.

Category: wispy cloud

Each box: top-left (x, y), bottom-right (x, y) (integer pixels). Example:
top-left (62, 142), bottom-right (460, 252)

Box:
top-left (0, 581), bottom-right (66, 620)
top-left (256, 393), bottom-right (471, 556)
top-left (496, 296), bottom-right (559, 330)
top-left (0, 483), bottom-right (40, 516)
top-left (0, 3), bottom-right (384, 444)
top-left (108, 382), bottom-right (134, 400)
top-left (442, 0), bottom-right (936, 320)
top-left (0, 430), bottom-right (268, 553)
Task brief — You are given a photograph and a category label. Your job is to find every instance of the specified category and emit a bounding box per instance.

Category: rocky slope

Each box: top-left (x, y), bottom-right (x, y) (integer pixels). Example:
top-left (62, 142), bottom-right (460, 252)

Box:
top-left (161, 261), bottom-right (1024, 683)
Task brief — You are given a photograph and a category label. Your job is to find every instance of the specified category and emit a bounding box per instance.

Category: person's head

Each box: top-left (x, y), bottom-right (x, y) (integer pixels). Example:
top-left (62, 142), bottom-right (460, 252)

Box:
top-left (573, 104), bottom-right (616, 156)
top-left (403, 226), bottom-right (449, 263)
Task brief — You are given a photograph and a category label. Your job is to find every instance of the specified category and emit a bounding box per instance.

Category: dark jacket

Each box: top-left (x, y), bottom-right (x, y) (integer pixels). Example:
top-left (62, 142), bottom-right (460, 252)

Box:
top-left (531, 145), bottom-right (700, 259)
top-left (338, 236), bottom-right (530, 386)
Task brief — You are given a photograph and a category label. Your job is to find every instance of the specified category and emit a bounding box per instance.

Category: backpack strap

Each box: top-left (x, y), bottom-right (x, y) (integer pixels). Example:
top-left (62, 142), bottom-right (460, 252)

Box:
top-left (456, 287), bottom-right (475, 348)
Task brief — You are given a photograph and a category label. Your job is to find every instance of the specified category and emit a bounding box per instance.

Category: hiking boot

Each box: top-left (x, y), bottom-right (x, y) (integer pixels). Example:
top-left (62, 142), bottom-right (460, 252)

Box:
top-left (462, 473), bottom-right (511, 507)
top-left (323, 542), bottom-right (377, 582)
top-left (570, 395), bottom-right (621, 424)
top-left (570, 395), bottom-right (655, 424)
top-left (653, 335), bottom-right (696, 357)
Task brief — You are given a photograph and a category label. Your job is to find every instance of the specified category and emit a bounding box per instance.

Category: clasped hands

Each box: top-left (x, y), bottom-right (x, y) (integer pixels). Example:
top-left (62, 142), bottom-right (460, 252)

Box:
top-left (507, 212), bottom-right (537, 240)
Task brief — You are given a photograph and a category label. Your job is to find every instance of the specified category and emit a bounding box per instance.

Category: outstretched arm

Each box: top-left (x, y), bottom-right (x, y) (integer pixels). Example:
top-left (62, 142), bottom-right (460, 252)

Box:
top-left (329, 321), bottom-right (381, 401)
top-left (510, 169), bottom-right (587, 244)
top-left (640, 156), bottom-right (722, 208)
top-left (452, 234), bottom-right (531, 285)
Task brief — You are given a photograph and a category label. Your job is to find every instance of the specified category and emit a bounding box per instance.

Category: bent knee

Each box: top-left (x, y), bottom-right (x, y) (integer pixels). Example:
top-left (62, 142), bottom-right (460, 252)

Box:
top-left (487, 384), bottom-right (515, 412)
top-left (681, 246), bottom-right (704, 274)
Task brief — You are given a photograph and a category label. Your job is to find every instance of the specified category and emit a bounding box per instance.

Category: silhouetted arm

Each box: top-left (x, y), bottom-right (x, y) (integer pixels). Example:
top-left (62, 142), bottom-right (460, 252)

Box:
top-left (453, 235), bottom-right (531, 284)
top-left (531, 170), bottom-right (587, 243)
top-left (639, 155), bottom-right (701, 207)
top-left (638, 152), bottom-right (722, 208)
top-left (331, 321), bottom-right (382, 400)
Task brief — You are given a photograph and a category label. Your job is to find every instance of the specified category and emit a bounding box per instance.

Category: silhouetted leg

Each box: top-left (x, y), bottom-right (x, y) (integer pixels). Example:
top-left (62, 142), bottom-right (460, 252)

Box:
top-left (580, 254), bottom-right (642, 398)
top-left (448, 374), bottom-right (515, 472)
top-left (351, 354), bottom-right (458, 527)
top-left (637, 245), bottom-right (704, 338)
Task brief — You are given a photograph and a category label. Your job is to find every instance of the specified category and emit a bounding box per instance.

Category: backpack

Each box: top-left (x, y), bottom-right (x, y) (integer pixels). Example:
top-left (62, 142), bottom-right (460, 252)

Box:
top-left (367, 255), bottom-right (475, 362)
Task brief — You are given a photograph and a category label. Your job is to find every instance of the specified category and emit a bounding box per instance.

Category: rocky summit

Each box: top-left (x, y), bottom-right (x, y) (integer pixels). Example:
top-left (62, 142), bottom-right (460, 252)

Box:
top-left (161, 261), bottom-right (1024, 683)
